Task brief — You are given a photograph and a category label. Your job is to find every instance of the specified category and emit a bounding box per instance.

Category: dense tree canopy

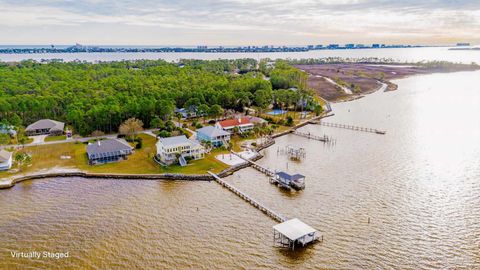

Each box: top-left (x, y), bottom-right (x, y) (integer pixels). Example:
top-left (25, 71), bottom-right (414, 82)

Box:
top-left (0, 59), bottom-right (318, 136)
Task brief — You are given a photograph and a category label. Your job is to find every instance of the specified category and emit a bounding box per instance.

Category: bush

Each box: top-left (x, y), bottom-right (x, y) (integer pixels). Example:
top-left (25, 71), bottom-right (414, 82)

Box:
top-left (286, 116), bottom-right (294, 126)
top-left (195, 123), bottom-right (203, 129)
top-left (158, 130), bottom-right (171, 138)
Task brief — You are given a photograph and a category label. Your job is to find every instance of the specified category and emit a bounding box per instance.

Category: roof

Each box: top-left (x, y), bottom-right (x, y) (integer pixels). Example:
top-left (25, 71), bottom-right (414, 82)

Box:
top-left (247, 116), bottom-right (267, 124)
top-left (275, 172), bottom-right (305, 181)
top-left (158, 135), bottom-right (201, 148)
top-left (273, 218), bottom-right (317, 241)
top-left (0, 150), bottom-right (12, 162)
top-left (197, 126), bottom-right (230, 138)
top-left (26, 119), bottom-right (65, 132)
top-left (218, 117), bottom-right (253, 128)
top-left (87, 139), bottom-right (132, 159)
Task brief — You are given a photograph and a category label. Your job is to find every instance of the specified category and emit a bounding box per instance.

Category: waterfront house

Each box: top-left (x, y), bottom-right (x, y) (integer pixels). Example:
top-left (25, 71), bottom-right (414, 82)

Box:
top-left (0, 150), bottom-right (13, 171)
top-left (86, 139), bottom-right (133, 165)
top-left (196, 126), bottom-right (231, 147)
top-left (156, 135), bottom-right (205, 165)
top-left (215, 117), bottom-right (254, 133)
top-left (25, 119), bottom-right (65, 136)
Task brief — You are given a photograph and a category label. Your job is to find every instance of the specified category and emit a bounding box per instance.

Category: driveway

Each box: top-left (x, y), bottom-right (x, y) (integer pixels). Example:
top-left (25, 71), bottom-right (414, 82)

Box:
top-left (29, 135), bottom-right (47, 144)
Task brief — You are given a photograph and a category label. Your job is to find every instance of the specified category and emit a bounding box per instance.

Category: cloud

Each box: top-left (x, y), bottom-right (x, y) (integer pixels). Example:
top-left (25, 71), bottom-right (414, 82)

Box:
top-left (0, 0), bottom-right (479, 45)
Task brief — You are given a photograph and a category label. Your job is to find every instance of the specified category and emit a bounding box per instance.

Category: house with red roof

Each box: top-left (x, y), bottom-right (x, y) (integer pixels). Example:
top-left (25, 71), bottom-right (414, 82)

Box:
top-left (215, 117), bottom-right (254, 133)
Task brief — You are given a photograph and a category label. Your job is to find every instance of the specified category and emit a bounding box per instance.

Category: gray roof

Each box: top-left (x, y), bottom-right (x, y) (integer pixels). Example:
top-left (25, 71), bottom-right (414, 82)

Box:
top-left (158, 135), bottom-right (200, 148)
top-left (87, 139), bottom-right (132, 159)
top-left (197, 126), bottom-right (230, 138)
top-left (276, 172), bottom-right (305, 181)
top-left (0, 150), bottom-right (12, 162)
top-left (26, 119), bottom-right (65, 132)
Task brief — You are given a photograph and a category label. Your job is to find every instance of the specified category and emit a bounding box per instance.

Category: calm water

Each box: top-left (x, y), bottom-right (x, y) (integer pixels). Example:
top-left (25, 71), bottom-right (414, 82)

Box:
top-left (1, 70), bottom-right (480, 269)
top-left (1, 47), bottom-right (480, 64)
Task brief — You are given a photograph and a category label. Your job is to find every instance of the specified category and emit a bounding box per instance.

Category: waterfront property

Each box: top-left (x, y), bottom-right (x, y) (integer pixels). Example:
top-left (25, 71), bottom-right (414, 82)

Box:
top-left (273, 218), bottom-right (318, 250)
top-left (0, 150), bottom-right (13, 171)
top-left (25, 119), bottom-right (65, 136)
top-left (156, 135), bottom-right (205, 165)
top-left (216, 117), bottom-right (254, 133)
top-left (86, 139), bottom-right (133, 165)
top-left (196, 126), bottom-right (231, 147)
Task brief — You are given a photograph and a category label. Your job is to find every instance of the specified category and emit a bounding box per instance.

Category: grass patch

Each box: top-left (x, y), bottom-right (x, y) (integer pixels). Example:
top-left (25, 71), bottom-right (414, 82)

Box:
top-left (44, 135), bottom-right (67, 142)
top-left (1, 134), bottom-right (230, 178)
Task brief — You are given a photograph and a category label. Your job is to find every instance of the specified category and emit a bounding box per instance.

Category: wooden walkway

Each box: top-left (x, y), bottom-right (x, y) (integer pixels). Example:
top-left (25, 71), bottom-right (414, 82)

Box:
top-left (231, 151), bottom-right (275, 177)
top-left (293, 131), bottom-right (330, 142)
top-left (208, 172), bottom-right (286, 223)
top-left (310, 121), bottom-right (386, 134)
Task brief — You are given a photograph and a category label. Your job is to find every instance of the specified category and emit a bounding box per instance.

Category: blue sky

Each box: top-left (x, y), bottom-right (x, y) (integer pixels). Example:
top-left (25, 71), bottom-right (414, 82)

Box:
top-left (0, 0), bottom-right (479, 45)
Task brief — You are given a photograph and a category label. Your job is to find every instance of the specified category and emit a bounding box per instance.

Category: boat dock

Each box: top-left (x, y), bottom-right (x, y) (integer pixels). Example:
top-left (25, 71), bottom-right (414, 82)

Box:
top-left (231, 151), bottom-right (306, 191)
top-left (292, 130), bottom-right (331, 142)
top-left (208, 171), bottom-right (286, 222)
top-left (231, 151), bottom-right (275, 177)
top-left (310, 120), bottom-right (386, 134)
top-left (208, 171), bottom-right (319, 250)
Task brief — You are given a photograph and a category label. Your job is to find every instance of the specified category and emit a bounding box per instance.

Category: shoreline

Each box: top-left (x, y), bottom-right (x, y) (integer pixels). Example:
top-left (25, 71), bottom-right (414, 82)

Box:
top-left (0, 114), bottom-right (328, 189)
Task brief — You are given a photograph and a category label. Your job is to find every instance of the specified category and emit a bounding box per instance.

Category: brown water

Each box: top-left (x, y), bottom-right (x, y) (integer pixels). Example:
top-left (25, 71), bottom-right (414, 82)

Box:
top-left (1, 71), bottom-right (480, 269)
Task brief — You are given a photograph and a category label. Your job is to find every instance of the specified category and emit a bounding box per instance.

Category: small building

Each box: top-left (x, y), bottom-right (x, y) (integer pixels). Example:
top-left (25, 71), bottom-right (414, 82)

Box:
top-left (156, 135), bottom-right (205, 165)
top-left (86, 139), bottom-right (133, 165)
top-left (247, 116), bottom-right (267, 126)
top-left (273, 218), bottom-right (318, 250)
top-left (25, 119), bottom-right (65, 136)
top-left (0, 150), bottom-right (13, 171)
top-left (271, 171), bottom-right (306, 190)
top-left (215, 117), bottom-right (254, 133)
top-left (196, 126), bottom-right (231, 147)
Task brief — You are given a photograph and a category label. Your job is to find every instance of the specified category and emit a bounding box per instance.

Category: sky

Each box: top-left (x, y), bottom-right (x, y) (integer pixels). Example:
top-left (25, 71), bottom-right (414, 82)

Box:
top-left (0, 0), bottom-right (479, 46)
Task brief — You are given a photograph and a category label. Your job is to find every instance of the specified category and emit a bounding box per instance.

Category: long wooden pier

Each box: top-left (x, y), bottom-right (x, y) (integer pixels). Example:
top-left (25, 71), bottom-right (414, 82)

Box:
top-left (208, 172), bottom-right (286, 222)
top-left (231, 151), bottom-right (275, 177)
top-left (309, 121), bottom-right (386, 134)
top-left (293, 131), bottom-right (330, 142)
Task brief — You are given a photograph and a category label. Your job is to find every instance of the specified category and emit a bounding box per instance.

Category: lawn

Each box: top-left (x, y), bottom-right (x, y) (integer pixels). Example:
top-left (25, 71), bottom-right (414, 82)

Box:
top-left (1, 134), bottom-right (230, 178)
top-left (44, 135), bottom-right (67, 142)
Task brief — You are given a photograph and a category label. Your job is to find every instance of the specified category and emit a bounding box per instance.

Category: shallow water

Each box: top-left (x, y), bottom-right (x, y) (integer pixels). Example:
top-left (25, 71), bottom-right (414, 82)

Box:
top-left (1, 70), bottom-right (480, 269)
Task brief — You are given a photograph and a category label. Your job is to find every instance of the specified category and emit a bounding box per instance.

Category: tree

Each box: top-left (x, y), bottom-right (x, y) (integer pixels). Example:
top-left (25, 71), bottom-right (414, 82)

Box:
top-left (208, 104), bottom-right (224, 120)
top-left (119, 118), bottom-right (144, 140)
top-left (14, 152), bottom-right (31, 171)
top-left (150, 117), bottom-right (165, 129)
top-left (197, 104), bottom-right (210, 123)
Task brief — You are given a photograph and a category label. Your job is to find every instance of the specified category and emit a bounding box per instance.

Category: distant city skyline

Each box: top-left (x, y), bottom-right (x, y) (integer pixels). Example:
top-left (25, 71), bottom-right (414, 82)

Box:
top-left (0, 0), bottom-right (479, 46)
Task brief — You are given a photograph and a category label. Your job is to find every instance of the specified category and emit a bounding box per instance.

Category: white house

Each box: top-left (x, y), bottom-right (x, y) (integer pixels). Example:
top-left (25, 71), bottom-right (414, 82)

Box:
top-left (0, 150), bottom-right (13, 171)
top-left (215, 117), bottom-right (254, 133)
top-left (156, 135), bottom-right (205, 165)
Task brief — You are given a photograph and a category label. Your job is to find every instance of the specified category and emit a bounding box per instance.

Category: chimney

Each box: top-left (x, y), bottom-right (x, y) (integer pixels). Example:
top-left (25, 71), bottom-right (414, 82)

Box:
top-left (97, 140), bottom-right (101, 146)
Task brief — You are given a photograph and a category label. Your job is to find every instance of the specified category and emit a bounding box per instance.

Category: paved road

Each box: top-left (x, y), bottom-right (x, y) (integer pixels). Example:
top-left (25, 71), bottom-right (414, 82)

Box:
top-left (2, 130), bottom-right (157, 149)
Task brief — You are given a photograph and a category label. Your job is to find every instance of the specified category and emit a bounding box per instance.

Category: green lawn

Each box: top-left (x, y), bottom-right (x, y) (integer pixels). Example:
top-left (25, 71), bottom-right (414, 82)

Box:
top-left (1, 134), bottom-right (230, 178)
top-left (44, 135), bottom-right (67, 142)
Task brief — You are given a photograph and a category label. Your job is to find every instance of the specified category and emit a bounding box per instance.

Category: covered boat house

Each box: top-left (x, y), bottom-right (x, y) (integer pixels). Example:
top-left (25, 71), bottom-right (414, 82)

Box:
top-left (273, 218), bottom-right (318, 250)
top-left (87, 139), bottom-right (133, 165)
top-left (271, 171), bottom-right (306, 190)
